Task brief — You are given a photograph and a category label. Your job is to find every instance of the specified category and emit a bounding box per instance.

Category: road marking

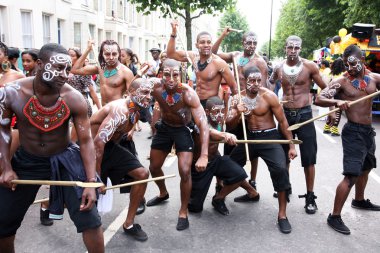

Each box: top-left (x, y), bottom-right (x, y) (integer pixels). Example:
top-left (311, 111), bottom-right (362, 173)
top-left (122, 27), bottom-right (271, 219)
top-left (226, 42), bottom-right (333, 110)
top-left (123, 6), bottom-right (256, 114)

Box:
top-left (315, 125), bottom-right (337, 144)
top-left (163, 155), bottom-right (177, 167)
top-left (370, 171), bottom-right (380, 184)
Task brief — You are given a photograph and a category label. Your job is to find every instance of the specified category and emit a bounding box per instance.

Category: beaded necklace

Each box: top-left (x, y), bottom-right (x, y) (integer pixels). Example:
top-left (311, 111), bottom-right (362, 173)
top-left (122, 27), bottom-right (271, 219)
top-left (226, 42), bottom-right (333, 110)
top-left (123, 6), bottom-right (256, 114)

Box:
top-left (196, 56), bottom-right (212, 72)
top-left (103, 65), bottom-right (120, 78)
top-left (238, 53), bottom-right (254, 67)
top-left (23, 79), bottom-right (70, 132)
top-left (282, 58), bottom-right (303, 86)
top-left (162, 83), bottom-right (183, 106)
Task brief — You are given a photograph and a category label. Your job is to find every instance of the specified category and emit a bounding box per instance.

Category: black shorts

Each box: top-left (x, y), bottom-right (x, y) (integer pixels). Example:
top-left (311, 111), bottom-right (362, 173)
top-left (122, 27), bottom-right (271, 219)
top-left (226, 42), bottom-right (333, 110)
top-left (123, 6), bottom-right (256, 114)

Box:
top-left (139, 107), bottom-right (152, 123)
top-left (224, 122), bottom-right (245, 156)
top-left (282, 105), bottom-right (317, 167)
top-left (188, 155), bottom-right (247, 212)
top-left (101, 139), bottom-right (143, 193)
top-left (151, 120), bottom-right (194, 153)
top-left (229, 129), bottom-right (290, 192)
top-left (0, 148), bottom-right (101, 238)
top-left (342, 121), bottom-right (377, 176)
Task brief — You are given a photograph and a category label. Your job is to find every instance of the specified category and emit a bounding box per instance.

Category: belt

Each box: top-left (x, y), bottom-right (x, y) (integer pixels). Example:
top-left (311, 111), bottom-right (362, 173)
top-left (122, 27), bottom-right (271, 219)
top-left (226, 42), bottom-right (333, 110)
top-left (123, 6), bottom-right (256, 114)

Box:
top-left (284, 105), bottom-right (312, 117)
top-left (249, 128), bottom-right (277, 134)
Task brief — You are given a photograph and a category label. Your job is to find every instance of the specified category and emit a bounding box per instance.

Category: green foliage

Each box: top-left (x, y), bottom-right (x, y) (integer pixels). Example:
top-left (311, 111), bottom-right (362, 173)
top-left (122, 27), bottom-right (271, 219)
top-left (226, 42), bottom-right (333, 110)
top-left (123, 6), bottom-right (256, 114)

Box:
top-left (218, 10), bottom-right (250, 52)
top-left (339, 0), bottom-right (380, 26)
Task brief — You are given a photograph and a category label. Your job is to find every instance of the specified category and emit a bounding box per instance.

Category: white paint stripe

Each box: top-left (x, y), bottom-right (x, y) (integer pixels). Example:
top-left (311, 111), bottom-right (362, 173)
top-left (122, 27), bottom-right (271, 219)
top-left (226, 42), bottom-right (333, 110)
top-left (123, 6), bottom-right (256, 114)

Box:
top-left (163, 155), bottom-right (177, 167)
top-left (315, 125), bottom-right (337, 144)
top-left (370, 171), bottom-right (380, 184)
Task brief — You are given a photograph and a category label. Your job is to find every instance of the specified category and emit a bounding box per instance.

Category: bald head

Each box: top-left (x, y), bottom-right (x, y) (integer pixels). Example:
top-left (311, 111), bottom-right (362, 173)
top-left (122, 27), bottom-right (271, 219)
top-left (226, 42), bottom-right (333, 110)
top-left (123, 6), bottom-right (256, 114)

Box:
top-left (162, 58), bottom-right (181, 69)
top-left (286, 35), bottom-right (302, 45)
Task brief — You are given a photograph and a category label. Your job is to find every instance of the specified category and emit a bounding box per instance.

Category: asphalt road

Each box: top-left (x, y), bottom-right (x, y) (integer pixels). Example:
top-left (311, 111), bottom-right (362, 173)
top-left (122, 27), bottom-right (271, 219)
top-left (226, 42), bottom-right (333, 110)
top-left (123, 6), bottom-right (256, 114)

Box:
top-left (13, 107), bottom-right (380, 253)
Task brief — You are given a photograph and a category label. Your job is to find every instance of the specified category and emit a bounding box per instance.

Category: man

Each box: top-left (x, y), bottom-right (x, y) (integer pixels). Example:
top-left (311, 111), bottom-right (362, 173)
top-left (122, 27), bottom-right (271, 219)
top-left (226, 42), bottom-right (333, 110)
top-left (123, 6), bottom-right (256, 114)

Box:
top-left (71, 39), bottom-right (134, 106)
top-left (167, 20), bottom-right (238, 108)
top-left (72, 40), bottom-right (146, 213)
top-left (146, 47), bottom-right (161, 77)
top-left (269, 35), bottom-right (326, 214)
top-left (315, 45), bottom-right (380, 235)
top-left (227, 66), bottom-right (297, 234)
top-left (0, 43), bottom-right (104, 253)
top-left (188, 96), bottom-right (259, 216)
top-left (91, 78), bottom-right (152, 241)
top-left (212, 28), bottom-right (269, 191)
top-left (146, 59), bottom-right (209, 231)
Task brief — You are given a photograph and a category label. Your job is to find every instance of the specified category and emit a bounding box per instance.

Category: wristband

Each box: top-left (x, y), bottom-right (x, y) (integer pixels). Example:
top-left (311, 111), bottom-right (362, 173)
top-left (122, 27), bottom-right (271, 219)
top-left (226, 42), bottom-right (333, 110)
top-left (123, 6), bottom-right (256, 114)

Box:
top-left (170, 34), bottom-right (177, 38)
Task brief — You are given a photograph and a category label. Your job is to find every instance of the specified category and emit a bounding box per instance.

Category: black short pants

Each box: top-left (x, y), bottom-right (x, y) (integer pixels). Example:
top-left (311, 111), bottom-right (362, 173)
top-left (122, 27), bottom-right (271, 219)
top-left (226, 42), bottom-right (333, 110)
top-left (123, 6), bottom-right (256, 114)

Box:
top-left (139, 107), bottom-right (152, 123)
top-left (0, 148), bottom-right (101, 238)
top-left (342, 121), bottom-right (377, 176)
top-left (101, 139), bottom-right (144, 193)
top-left (188, 155), bottom-right (247, 212)
top-left (229, 129), bottom-right (291, 192)
top-left (151, 120), bottom-right (194, 153)
top-left (282, 105), bottom-right (317, 167)
top-left (224, 122), bottom-right (245, 156)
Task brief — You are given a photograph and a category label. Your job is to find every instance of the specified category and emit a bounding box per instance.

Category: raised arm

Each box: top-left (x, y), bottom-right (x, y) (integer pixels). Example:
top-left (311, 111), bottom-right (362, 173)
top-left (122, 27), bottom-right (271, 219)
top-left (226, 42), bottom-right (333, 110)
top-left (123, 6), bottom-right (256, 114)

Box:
top-left (71, 40), bottom-right (99, 76)
top-left (219, 60), bottom-right (238, 96)
top-left (167, 20), bottom-right (192, 62)
top-left (211, 28), bottom-right (234, 63)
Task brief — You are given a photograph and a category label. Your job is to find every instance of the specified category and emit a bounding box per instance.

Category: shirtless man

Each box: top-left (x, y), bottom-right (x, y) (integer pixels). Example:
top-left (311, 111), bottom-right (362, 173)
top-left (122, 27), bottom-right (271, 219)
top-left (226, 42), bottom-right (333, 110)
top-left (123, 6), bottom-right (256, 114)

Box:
top-left (71, 40), bottom-right (134, 106)
top-left (91, 78), bottom-right (152, 241)
top-left (315, 45), bottom-right (380, 235)
top-left (227, 66), bottom-right (297, 234)
top-left (166, 20), bottom-right (238, 108)
top-left (269, 35), bottom-right (326, 214)
top-left (188, 96), bottom-right (259, 216)
top-left (146, 59), bottom-right (209, 231)
top-left (0, 43), bottom-right (104, 253)
top-left (212, 28), bottom-right (269, 190)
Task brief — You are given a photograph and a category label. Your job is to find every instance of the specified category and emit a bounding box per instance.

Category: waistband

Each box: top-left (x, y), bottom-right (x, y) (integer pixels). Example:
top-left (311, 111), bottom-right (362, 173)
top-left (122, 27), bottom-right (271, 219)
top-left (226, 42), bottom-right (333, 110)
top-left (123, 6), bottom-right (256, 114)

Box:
top-left (346, 121), bottom-right (372, 129)
top-left (249, 128), bottom-right (277, 134)
top-left (283, 105), bottom-right (311, 112)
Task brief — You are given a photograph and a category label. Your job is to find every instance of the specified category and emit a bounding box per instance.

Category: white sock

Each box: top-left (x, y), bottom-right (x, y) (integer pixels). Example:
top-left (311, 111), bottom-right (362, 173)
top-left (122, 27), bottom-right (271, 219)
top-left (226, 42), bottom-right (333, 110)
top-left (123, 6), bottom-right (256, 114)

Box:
top-left (127, 224), bottom-right (133, 229)
top-left (41, 208), bottom-right (47, 211)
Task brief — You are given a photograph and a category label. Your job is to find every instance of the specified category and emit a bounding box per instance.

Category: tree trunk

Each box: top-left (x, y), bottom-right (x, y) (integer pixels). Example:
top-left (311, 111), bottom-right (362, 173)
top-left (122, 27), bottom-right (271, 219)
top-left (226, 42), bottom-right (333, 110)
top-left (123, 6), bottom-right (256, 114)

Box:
top-left (185, 9), bottom-right (192, 50)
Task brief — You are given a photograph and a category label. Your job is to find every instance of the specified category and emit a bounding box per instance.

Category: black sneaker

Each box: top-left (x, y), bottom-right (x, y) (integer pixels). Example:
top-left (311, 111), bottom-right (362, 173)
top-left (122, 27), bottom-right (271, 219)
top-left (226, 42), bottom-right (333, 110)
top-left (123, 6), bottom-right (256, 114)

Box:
top-left (123, 224), bottom-right (148, 241)
top-left (249, 180), bottom-right (257, 190)
top-left (351, 199), bottom-right (380, 211)
top-left (136, 198), bottom-right (146, 215)
top-left (40, 209), bottom-right (54, 226)
top-left (299, 192), bottom-right (318, 214)
top-left (327, 214), bottom-right (350, 235)
top-left (176, 217), bottom-right (189, 231)
top-left (277, 217), bottom-right (292, 234)
top-left (212, 197), bottom-right (229, 216)
top-left (234, 193), bottom-right (260, 203)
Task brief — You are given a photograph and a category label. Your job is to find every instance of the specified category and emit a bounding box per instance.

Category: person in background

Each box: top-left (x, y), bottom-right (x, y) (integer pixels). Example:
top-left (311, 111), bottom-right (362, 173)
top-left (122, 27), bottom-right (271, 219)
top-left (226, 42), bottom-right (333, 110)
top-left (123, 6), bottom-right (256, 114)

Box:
top-left (121, 48), bottom-right (140, 76)
top-left (7, 47), bottom-right (22, 72)
top-left (22, 49), bottom-right (40, 77)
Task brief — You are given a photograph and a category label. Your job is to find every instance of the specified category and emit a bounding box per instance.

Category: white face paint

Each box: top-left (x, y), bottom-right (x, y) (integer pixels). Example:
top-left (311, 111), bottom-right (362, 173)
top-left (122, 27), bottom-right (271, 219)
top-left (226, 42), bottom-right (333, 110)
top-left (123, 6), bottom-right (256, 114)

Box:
top-left (346, 55), bottom-right (363, 72)
top-left (102, 44), bottom-right (119, 66)
top-left (132, 82), bottom-right (153, 108)
top-left (246, 72), bottom-right (262, 91)
top-left (162, 67), bottom-right (180, 83)
top-left (243, 36), bottom-right (258, 53)
top-left (286, 40), bottom-right (301, 60)
top-left (209, 105), bottom-right (225, 122)
top-left (42, 53), bottom-right (72, 82)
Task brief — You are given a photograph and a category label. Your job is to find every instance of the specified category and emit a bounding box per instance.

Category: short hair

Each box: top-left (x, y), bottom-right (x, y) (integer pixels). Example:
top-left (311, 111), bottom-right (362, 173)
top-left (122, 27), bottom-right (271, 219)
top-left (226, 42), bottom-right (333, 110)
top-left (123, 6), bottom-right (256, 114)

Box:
top-left (243, 66), bottom-right (261, 79)
top-left (343, 44), bottom-right (362, 58)
top-left (331, 58), bottom-right (345, 76)
top-left (38, 43), bottom-right (69, 62)
top-left (21, 49), bottom-right (40, 61)
top-left (162, 58), bottom-right (181, 69)
top-left (286, 35), bottom-right (302, 45)
top-left (196, 31), bottom-right (212, 42)
top-left (321, 59), bottom-right (330, 68)
top-left (7, 47), bottom-right (20, 60)
top-left (242, 31), bottom-right (258, 41)
top-left (206, 96), bottom-right (224, 110)
top-left (98, 40), bottom-right (121, 69)
top-left (0, 41), bottom-right (8, 56)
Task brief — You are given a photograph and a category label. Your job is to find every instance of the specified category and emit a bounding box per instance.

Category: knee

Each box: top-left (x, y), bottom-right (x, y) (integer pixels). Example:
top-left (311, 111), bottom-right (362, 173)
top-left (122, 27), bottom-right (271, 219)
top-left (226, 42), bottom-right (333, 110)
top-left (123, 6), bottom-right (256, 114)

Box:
top-left (179, 167), bottom-right (191, 182)
top-left (345, 175), bottom-right (358, 188)
top-left (136, 167), bottom-right (150, 180)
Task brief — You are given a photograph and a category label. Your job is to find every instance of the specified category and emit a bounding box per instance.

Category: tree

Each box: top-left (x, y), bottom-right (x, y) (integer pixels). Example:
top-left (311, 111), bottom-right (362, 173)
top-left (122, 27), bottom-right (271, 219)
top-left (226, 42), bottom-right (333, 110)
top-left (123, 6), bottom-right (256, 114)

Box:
top-left (218, 9), bottom-right (250, 52)
top-left (339, 0), bottom-right (380, 26)
top-left (129, 0), bottom-right (237, 50)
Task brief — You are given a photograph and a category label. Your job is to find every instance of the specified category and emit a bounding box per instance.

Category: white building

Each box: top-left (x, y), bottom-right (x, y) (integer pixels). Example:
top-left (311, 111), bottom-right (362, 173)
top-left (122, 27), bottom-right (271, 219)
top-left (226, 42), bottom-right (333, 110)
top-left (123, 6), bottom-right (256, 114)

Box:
top-left (0, 0), bottom-right (184, 62)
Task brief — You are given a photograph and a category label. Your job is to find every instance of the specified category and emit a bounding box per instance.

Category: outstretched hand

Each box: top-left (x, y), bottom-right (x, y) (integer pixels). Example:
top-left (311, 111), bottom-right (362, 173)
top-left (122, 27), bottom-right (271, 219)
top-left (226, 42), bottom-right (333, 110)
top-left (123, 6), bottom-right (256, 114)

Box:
top-left (171, 20), bottom-right (178, 34)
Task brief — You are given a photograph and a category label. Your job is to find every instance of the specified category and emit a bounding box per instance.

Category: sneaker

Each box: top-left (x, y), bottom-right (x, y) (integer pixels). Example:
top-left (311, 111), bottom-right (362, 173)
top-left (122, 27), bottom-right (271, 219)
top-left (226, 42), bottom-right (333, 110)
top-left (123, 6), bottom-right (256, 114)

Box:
top-left (249, 180), bottom-right (257, 190)
top-left (176, 217), bottom-right (189, 231)
top-left (136, 198), bottom-right (146, 215)
top-left (123, 224), bottom-right (148, 241)
top-left (323, 124), bottom-right (331, 134)
top-left (212, 197), bottom-right (229, 216)
top-left (277, 217), bottom-right (292, 234)
top-left (330, 126), bottom-right (340, 136)
top-left (234, 193), bottom-right (260, 203)
top-left (299, 192), bottom-right (318, 214)
top-left (146, 194), bottom-right (169, 207)
top-left (40, 209), bottom-right (54, 226)
top-left (351, 199), bottom-right (380, 211)
top-left (327, 214), bottom-right (350, 235)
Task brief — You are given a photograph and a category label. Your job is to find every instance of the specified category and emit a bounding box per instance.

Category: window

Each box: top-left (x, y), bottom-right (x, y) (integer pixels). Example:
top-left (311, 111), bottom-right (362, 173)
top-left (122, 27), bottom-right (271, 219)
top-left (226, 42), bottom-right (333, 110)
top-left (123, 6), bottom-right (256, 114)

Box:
top-left (74, 22), bottom-right (81, 49)
top-left (98, 0), bottom-right (103, 12)
top-left (42, 14), bottom-right (51, 44)
top-left (118, 32), bottom-right (122, 46)
top-left (57, 19), bottom-right (63, 44)
top-left (123, 35), bottom-right (126, 47)
top-left (129, 37), bottom-right (134, 49)
top-left (21, 11), bottom-right (33, 48)
top-left (93, 0), bottom-right (98, 11)
top-left (89, 24), bottom-right (95, 59)
top-left (98, 28), bottom-right (103, 48)
top-left (123, 0), bottom-right (128, 21)
top-left (105, 31), bottom-right (111, 40)
top-left (0, 7), bottom-right (6, 42)
top-left (145, 39), bottom-right (149, 61)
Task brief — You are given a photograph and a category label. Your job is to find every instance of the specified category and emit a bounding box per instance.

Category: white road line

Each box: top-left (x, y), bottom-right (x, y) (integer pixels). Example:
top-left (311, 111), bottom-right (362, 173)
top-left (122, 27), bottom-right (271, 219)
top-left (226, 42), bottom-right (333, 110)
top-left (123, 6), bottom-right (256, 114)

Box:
top-left (315, 125), bottom-right (337, 144)
top-left (370, 171), bottom-right (380, 184)
top-left (163, 155), bottom-right (177, 167)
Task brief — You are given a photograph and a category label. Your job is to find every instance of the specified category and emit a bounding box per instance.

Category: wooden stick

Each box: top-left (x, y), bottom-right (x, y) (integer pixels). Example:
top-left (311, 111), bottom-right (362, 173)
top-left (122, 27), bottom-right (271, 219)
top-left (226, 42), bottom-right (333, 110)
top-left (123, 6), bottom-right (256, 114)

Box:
top-left (280, 100), bottom-right (289, 104)
top-left (32, 198), bottom-right (49, 205)
top-left (12, 180), bottom-right (104, 188)
top-left (211, 139), bottom-right (303, 144)
top-left (166, 5), bottom-right (195, 71)
top-left (88, 30), bottom-right (100, 67)
top-left (232, 57), bottom-right (250, 161)
top-left (288, 90), bottom-right (380, 131)
top-left (218, 28), bottom-right (244, 33)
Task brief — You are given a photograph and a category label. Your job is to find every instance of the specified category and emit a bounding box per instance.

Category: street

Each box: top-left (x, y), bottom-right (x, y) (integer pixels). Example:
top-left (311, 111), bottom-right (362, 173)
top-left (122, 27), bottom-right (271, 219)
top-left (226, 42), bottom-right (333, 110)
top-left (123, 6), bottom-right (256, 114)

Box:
top-left (14, 107), bottom-right (380, 253)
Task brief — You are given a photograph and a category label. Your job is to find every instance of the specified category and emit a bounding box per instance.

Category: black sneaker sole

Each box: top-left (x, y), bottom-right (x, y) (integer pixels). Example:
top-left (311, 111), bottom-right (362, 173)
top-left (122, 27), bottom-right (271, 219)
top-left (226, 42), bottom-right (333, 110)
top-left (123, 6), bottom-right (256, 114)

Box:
top-left (327, 222), bottom-right (350, 235)
top-left (351, 205), bottom-right (380, 211)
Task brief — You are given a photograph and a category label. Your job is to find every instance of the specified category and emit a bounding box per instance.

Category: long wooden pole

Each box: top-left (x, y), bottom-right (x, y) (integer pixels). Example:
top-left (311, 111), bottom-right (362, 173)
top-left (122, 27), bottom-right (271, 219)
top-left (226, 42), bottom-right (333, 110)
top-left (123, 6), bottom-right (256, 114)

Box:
top-left (12, 180), bottom-right (104, 188)
top-left (211, 139), bottom-right (302, 145)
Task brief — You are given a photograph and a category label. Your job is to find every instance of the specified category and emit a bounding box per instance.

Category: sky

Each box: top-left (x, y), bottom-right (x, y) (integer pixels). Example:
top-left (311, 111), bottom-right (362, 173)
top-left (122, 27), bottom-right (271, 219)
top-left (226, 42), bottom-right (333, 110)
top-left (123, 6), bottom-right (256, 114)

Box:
top-left (236, 0), bottom-right (284, 49)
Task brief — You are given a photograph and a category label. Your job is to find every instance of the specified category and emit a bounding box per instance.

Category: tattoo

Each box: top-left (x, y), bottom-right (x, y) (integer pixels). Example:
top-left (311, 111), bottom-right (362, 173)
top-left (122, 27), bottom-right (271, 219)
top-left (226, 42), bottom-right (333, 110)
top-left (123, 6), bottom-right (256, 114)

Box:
top-left (347, 56), bottom-right (362, 71)
top-left (98, 107), bottom-right (127, 143)
top-left (42, 54), bottom-right (72, 81)
top-left (0, 88), bottom-right (8, 126)
top-left (7, 82), bottom-right (20, 90)
top-left (320, 83), bottom-right (341, 98)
